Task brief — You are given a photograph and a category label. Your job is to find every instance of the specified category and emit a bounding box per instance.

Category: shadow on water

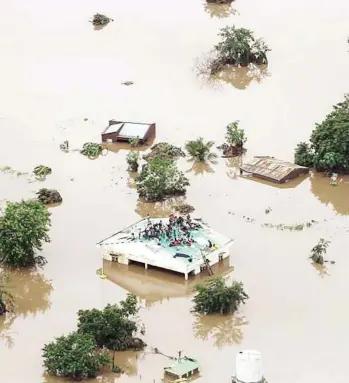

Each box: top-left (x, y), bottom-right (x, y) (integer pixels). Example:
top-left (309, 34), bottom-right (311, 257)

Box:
top-left (310, 173), bottom-right (349, 215)
top-left (203, 2), bottom-right (239, 19)
top-left (225, 156), bottom-right (243, 180)
top-left (186, 161), bottom-right (215, 176)
top-left (0, 269), bottom-right (53, 348)
top-left (193, 313), bottom-right (248, 348)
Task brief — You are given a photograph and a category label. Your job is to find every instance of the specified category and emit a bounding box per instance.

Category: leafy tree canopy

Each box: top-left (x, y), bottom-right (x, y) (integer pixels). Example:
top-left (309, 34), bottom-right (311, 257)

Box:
top-left (136, 157), bottom-right (189, 202)
top-left (225, 121), bottom-right (247, 147)
top-left (77, 294), bottom-right (145, 351)
top-left (0, 200), bottom-right (51, 267)
top-left (185, 137), bottom-right (218, 162)
top-left (193, 276), bottom-right (249, 315)
top-left (294, 94), bottom-right (349, 172)
top-left (214, 26), bottom-right (270, 67)
top-left (42, 332), bottom-right (111, 381)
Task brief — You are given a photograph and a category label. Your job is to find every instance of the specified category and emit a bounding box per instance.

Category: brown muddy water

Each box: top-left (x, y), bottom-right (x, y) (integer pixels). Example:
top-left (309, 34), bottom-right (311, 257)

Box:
top-left (1, 0), bottom-right (349, 382)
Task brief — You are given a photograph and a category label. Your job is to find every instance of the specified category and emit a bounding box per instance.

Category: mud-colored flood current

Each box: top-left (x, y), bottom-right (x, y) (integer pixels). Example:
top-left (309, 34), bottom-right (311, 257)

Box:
top-left (1, 0), bottom-right (349, 382)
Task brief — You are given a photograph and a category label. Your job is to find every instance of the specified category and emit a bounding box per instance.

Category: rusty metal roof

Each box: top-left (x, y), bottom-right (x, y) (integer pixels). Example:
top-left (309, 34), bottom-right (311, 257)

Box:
top-left (240, 156), bottom-right (309, 183)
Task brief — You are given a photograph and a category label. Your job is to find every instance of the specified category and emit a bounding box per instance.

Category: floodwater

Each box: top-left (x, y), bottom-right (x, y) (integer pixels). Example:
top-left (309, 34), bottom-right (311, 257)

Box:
top-left (1, 0), bottom-right (349, 382)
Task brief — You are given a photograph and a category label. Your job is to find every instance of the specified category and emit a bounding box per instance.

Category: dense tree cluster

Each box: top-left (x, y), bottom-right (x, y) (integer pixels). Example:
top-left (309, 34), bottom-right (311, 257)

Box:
top-left (295, 94), bottom-right (349, 172)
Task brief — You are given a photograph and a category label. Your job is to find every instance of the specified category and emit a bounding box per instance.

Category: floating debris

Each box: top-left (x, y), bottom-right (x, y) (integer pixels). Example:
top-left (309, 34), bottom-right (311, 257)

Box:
top-left (90, 13), bottom-right (113, 27)
top-left (60, 140), bottom-right (69, 153)
top-left (262, 220), bottom-right (317, 231)
top-left (121, 81), bottom-right (134, 86)
top-left (264, 206), bottom-right (272, 214)
top-left (33, 165), bottom-right (52, 180)
top-left (0, 166), bottom-right (27, 177)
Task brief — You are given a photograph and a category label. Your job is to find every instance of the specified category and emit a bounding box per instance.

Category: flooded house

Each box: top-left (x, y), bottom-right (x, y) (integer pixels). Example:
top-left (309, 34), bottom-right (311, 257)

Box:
top-left (97, 217), bottom-right (234, 280)
top-left (101, 119), bottom-right (156, 143)
top-left (240, 156), bottom-right (309, 184)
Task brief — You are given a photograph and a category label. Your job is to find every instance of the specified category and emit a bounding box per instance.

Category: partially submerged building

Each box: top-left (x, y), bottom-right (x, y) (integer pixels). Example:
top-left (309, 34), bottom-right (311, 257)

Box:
top-left (164, 356), bottom-right (200, 380)
top-left (101, 119), bottom-right (156, 143)
top-left (240, 156), bottom-right (309, 184)
top-left (97, 218), bottom-right (234, 280)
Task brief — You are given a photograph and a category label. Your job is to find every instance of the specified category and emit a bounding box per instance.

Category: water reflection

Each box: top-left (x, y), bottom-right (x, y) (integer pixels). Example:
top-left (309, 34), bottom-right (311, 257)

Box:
top-left (310, 173), bottom-right (349, 215)
top-left (0, 269), bottom-right (53, 347)
top-left (193, 313), bottom-right (248, 348)
top-left (215, 64), bottom-right (269, 90)
top-left (203, 2), bottom-right (239, 18)
top-left (312, 263), bottom-right (330, 278)
top-left (126, 171), bottom-right (138, 190)
top-left (186, 161), bottom-right (215, 176)
top-left (135, 197), bottom-right (185, 217)
top-left (225, 156), bottom-right (243, 179)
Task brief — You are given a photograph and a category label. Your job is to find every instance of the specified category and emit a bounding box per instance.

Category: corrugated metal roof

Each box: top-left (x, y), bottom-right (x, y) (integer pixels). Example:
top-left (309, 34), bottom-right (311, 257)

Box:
top-left (240, 157), bottom-right (308, 183)
top-left (164, 358), bottom-right (199, 377)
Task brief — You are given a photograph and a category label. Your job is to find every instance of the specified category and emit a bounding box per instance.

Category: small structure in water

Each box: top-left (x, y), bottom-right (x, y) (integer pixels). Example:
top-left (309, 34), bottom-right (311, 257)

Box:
top-left (232, 350), bottom-right (267, 383)
top-left (164, 355), bottom-right (200, 380)
top-left (240, 156), bottom-right (309, 184)
top-left (101, 119), bottom-right (156, 143)
top-left (97, 216), bottom-right (234, 280)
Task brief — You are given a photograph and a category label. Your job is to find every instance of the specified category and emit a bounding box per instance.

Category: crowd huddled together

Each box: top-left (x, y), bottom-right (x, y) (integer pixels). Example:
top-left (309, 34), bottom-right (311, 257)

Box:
top-left (132, 214), bottom-right (208, 248)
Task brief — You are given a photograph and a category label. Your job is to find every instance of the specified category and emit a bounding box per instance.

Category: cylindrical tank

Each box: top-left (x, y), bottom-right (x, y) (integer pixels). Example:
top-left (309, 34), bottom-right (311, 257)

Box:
top-left (235, 350), bottom-right (263, 383)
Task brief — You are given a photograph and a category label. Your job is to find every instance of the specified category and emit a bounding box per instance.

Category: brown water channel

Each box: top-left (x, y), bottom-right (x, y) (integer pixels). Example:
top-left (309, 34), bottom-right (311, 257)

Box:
top-left (1, 0), bottom-right (349, 382)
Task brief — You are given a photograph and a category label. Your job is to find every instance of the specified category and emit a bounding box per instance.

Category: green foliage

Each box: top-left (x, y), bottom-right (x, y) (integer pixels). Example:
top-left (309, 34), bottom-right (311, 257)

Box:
top-left (294, 95), bottom-right (349, 171)
top-left (77, 294), bottom-right (145, 351)
top-left (33, 165), bottom-right (52, 180)
top-left (214, 26), bottom-right (270, 66)
top-left (310, 238), bottom-right (330, 265)
top-left (225, 121), bottom-right (247, 147)
top-left (36, 188), bottom-right (63, 205)
top-left (136, 157), bottom-right (189, 201)
top-left (143, 142), bottom-right (185, 162)
top-left (0, 200), bottom-right (51, 267)
top-left (59, 140), bottom-right (69, 153)
top-left (294, 142), bottom-right (314, 167)
top-left (193, 276), bottom-right (249, 315)
top-left (185, 137), bottom-right (218, 162)
top-left (42, 332), bottom-right (111, 380)
top-left (129, 136), bottom-right (140, 147)
top-left (0, 272), bottom-right (14, 315)
top-left (126, 151), bottom-right (140, 172)
top-left (81, 143), bottom-right (104, 158)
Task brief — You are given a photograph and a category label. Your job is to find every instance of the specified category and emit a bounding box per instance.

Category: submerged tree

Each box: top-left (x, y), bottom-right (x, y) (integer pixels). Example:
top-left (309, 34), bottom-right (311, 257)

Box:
top-left (218, 121), bottom-right (247, 157)
top-left (174, 203), bottom-right (195, 215)
top-left (193, 277), bottom-right (249, 315)
top-left (185, 137), bottom-right (218, 162)
top-left (143, 142), bottom-right (185, 162)
top-left (126, 152), bottom-right (140, 172)
top-left (36, 188), bottom-right (62, 205)
top-left (310, 239), bottom-right (330, 265)
top-left (0, 200), bottom-right (51, 267)
top-left (81, 143), bottom-right (104, 158)
top-left (294, 95), bottom-right (349, 172)
top-left (91, 13), bottom-right (113, 27)
top-left (42, 332), bottom-right (111, 380)
top-left (33, 165), bottom-right (52, 180)
top-left (77, 294), bottom-right (145, 371)
top-left (136, 157), bottom-right (189, 201)
top-left (205, 26), bottom-right (270, 75)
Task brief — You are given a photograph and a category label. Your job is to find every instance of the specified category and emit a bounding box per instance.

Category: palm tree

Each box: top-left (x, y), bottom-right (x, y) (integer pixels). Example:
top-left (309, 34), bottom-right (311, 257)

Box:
top-left (185, 137), bottom-right (218, 162)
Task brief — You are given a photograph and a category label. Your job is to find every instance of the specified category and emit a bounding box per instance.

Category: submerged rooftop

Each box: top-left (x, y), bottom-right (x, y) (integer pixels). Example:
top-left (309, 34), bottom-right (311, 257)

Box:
top-left (164, 357), bottom-right (200, 379)
top-left (98, 218), bottom-right (234, 279)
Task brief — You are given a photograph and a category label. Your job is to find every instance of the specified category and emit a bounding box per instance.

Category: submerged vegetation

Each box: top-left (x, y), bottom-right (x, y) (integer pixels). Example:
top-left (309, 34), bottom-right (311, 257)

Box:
top-left (43, 295), bottom-right (144, 379)
top-left (36, 188), bottom-right (62, 205)
top-left (42, 332), bottom-right (111, 380)
top-left (91, 13), bottom-right (113, 27)
top-left (33, 165), bottom-right (52, 180)
top-left (126, 151), bottom-right (140, 172)
top-left (218, 121), bottom-right (247, 157)
top-left (136, 157), bottom-right (189, 201)
top-left (80, 143), bottom-right (104, 158)
top-left (0, 272), bottom-right (13, 316)
top-left (174, 203), bottom-right (195, 215)
top-left (185, 137), bottom-right (217, 162)
top-left (0, 166), bottom-right (27, 177)
top-left (143, 142), bottom-right (185, 162)
top-left (310, 239), bottom-right (330, 265)
top-left (193, 277), bottom-right (249, 315)
top-left (0, 200), bottom-right (51, 267)
top-left (294, 94), bottom-right (349, 172)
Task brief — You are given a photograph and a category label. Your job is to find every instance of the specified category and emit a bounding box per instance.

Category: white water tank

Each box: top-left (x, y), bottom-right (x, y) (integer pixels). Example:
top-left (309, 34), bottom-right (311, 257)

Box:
top-left (235, 350), bottom-right (263, 383)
